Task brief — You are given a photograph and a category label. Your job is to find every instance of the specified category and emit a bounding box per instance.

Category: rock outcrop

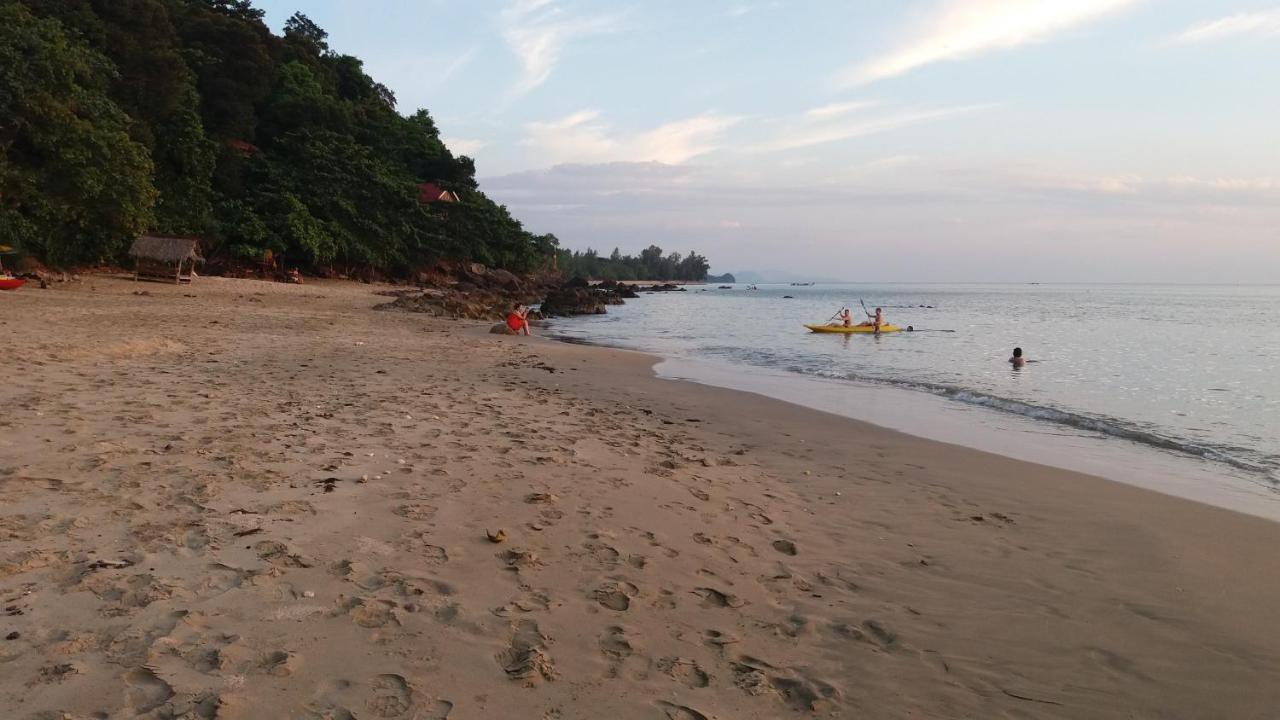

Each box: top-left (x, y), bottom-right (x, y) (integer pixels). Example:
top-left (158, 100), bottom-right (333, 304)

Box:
top-left (376, 263), bottom-right (648, 320)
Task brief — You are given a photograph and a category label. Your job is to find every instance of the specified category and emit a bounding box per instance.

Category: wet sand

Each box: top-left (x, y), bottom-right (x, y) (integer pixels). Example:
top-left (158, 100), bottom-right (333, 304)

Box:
top-left (2, 276), bottom-right (1278, 719)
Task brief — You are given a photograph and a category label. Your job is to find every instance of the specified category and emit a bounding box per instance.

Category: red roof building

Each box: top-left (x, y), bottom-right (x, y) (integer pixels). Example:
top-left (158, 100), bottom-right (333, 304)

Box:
top-left (226, 139), bottom-right (260, 155)
top-left (417, 183), bottom-right (460, 204)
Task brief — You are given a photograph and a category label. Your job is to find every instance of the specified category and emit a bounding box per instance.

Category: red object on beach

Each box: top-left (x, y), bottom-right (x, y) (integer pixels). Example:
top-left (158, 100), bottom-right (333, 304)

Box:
top-left (0, 278), bottom-right (24, 291)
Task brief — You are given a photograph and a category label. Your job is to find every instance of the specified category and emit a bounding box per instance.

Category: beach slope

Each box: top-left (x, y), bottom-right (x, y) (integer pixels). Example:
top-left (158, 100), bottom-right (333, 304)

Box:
top-left (2, 277), bottom-right (1278, 719)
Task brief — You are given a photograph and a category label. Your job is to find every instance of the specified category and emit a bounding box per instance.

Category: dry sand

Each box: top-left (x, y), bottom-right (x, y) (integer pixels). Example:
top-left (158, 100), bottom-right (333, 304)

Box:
top-left (2, 275), bottom-right (1278, 719)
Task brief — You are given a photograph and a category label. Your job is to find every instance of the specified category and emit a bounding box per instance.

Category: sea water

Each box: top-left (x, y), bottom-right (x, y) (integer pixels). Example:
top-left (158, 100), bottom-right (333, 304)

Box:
top-left (552, 283), bottom-right (1280, 518)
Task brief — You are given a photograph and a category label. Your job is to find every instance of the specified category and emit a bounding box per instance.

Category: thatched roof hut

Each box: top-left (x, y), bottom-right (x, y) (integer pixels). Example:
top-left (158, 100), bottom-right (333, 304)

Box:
top-left (130, 235), bottom-right (203, 283)
top-left (129, 235), bottom-right (204, 263)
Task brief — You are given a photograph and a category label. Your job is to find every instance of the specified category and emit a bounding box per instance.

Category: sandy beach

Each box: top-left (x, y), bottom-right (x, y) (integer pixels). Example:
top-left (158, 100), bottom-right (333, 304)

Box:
top-left (2, 276), bottom-right (1279, 719)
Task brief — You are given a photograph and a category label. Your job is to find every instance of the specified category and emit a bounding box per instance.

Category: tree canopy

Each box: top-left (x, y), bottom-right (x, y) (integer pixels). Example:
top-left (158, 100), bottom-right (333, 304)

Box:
top-left (2, 1), bottom-right (717, 278)
top-left (0, 3), bottom-right (156, 265)
top-left (556, 245), bottom-right (710, 282)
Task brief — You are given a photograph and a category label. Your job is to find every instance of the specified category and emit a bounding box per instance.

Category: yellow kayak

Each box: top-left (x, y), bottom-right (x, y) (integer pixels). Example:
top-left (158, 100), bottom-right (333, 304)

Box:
top-left (805, 323), bottom-right (903, 334)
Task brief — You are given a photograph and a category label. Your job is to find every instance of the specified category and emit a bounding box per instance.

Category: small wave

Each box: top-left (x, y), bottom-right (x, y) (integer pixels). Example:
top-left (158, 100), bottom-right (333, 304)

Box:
top-left (795, 367), bottom-right (1279, 483)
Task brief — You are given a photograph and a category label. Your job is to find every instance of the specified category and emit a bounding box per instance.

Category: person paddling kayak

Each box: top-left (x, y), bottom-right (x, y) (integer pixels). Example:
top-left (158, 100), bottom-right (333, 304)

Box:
top-left (870, 307), bottom-right (884, 333)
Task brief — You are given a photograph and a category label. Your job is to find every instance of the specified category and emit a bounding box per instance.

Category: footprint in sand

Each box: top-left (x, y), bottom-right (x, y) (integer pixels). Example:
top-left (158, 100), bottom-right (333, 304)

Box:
top-left (399, 532), bottom-right (449, 563)
top-left (657, 657), bottom-right (710, 688)
top-left (599, 625), bottom-right (635, 679)
top-left (496, 619), bottom-right (557, 684)
top-left (341, 597), bottom-right (400, 628)
top-left (655, 701), bottom-right (711, 720)
top-left (493, 590), bottom-right (552, 617)
top-left (590, 580), bottom-right (639, 611)
top-left (693, 587), bottom-right (745, 609)
top-left (367, 674), bottom-right (415, 718)
top-left (304, 678), bottom-right (358, 720)
top-left (771, 539), bottom-right (797, 556)
top-left (599, 625), bottom-right (634, 661)
top-left (499, 548), bottom-right (541, 570)
top-left (687, 487), bottom-right (711, 502)
top-left (255, 540), bottom-right (312, 568)
top-left (584, 537), bottom-right (621, 565)
top-left (731, 656), bottom-right (841, 711)
top-left (260, 649), bottom-right (293, 677)
top-left (392, 503), bottom-right (438, 520)
top-left (124, 667), bottom-right (174, 714)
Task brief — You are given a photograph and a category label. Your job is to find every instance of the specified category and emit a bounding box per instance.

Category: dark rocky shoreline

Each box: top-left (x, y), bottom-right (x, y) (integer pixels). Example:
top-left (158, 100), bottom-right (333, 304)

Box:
top-left (374, 261), bottom-right (693, 325)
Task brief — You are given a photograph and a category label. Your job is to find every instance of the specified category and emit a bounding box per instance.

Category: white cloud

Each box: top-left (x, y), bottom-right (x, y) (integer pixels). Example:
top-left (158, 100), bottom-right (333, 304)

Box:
top-left (839, 0), bottom-right (1141, 86)
top-left (524, 110), bottom-right (742, 165)
top-left (361, 48), bottom-right (476, 111)
top-left (443, 137), bottom-right (488, 156)
top-left (756, 101), bottom-right (993, 153)
top-left (803, 100), bottom-right (883, 120)
top-left (1017, 172), bottom-right (1280, 201)
top-left (1169, 8), bottom-right (1280, 44)
top-left (500, 0), bottom-right (619, 95)
top-left (1165, 175), bottom-right (1278, 193)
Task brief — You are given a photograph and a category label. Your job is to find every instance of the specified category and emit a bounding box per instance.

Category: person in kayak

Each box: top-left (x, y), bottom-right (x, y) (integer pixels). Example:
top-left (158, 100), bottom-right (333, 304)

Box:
top-left (862, 307), bottom-right (884, 333)
top-left (1009, 347), bottom-right (1026, 368)
top-left (839, 308), bottom-right (853, 327)
top-left (507, 303), bottom-right (532, 336)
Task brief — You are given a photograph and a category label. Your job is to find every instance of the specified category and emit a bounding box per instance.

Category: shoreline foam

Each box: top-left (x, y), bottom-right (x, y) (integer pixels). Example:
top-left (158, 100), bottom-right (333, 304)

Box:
top-left (548, 325), bottom-right (1280, 521)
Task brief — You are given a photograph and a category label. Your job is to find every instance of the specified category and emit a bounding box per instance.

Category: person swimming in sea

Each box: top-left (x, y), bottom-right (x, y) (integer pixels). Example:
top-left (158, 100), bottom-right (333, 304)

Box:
top-left (1009, 347), bottom-right (1026, 368)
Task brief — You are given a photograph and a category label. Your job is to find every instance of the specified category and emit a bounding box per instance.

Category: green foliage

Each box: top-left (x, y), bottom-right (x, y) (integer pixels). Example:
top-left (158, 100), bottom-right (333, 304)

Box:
top-left (0, 3), bottom-right (156, 264)
top-left (4, 0), bottom-right (712, 277)
top-left (556, 245), bottom-right (710, 282)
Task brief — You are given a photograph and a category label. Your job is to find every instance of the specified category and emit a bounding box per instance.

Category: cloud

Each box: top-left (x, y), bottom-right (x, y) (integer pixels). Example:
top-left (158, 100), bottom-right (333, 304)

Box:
top-left (1014, 171), bottom-right (1280, 204)
top-left (524, 110), bottom-right (742, 165)
top-left (1169, 8), bottom-right (1280, 44)
top-left (442, 137), bottom-right (488, 156)
top-left (803, 100), bottom-right (883, 120)
top-left (755, 101), bottom-right (994, 152)
top-left (360, 48), bottom-right (476, 111)
top-left (500, 0), bottom-right (619, 95)
top-left (483, 161), bottom-right (959, 218)
top-left (1165, 175), bottom-right (1278, 194)
top-left (838, 0), bottom-right (1141, 86)
top-left (483, 162), bottom-right (1280, 283)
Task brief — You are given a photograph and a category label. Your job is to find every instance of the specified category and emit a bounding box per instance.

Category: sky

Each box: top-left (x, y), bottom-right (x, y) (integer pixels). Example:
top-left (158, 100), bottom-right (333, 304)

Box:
top-left (252, 0), bottom-right (1280, 282)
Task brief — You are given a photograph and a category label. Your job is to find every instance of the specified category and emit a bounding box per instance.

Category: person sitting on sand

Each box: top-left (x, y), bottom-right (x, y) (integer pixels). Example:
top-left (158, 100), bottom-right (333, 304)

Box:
top-left (1009, 347), bottom-right (1026, 368)
top-left (506, 303), bottom-right (531, 336)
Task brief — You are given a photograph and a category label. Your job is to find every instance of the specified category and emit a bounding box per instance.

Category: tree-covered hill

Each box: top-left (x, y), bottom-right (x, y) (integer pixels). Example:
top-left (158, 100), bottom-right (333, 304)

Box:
top-left (1, 0), bottom-right (560, 274)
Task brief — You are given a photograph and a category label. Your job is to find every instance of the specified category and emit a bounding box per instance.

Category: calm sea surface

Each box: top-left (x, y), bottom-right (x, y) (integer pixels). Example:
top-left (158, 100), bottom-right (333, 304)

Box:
top-left (551, 283), bottom-right (1280, 503)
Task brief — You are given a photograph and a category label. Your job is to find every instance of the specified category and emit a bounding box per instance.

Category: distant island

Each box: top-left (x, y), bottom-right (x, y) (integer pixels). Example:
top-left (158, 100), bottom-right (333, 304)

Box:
top-left (556, 245), bottom-right (710, 282)
top-left (705, 272), bottom-right (736, 284)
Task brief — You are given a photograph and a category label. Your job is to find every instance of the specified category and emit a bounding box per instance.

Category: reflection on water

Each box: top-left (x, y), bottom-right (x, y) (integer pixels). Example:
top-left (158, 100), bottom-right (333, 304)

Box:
top-left (553, 283), bottom-right (1280, 490)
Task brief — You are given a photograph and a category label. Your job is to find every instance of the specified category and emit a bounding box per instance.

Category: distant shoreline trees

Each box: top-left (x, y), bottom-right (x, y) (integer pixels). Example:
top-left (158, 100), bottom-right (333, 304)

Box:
top-left (556, 245), bottom-right (711, 282)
